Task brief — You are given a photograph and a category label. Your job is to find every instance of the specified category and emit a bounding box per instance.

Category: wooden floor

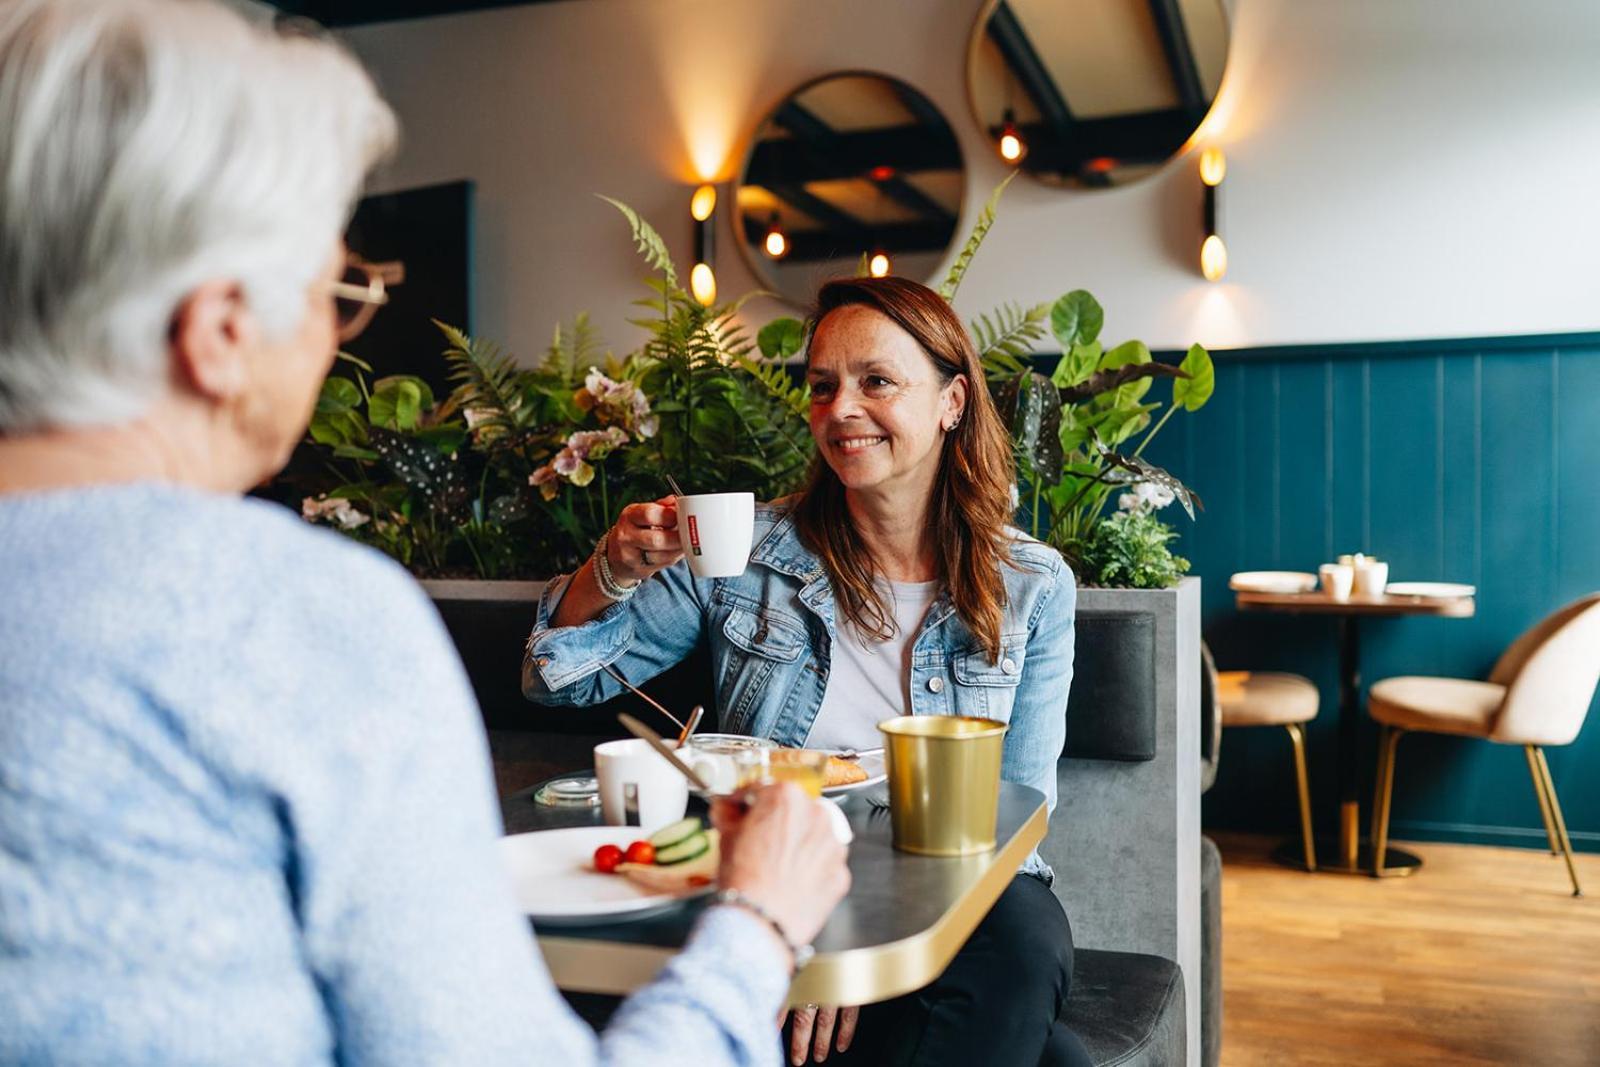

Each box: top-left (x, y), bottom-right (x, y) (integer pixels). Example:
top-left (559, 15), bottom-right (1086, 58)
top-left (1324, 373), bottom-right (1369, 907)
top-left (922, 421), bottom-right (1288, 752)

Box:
top-left (1215, 833), bottom-right (1600, 1066)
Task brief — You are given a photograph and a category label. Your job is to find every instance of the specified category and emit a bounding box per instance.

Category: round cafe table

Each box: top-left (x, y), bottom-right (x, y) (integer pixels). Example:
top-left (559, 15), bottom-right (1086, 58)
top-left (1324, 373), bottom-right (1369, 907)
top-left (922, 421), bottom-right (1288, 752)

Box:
top-left (1234, 590), bottom-right (1475, 876)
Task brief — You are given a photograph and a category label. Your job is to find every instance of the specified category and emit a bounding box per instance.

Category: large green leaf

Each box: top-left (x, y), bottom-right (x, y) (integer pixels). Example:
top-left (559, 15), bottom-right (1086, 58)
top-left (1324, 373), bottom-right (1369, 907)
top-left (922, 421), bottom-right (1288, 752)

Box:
top-left (1051, 341), bottom-right (1101, 390)
top-left (757, 317), bottom-right (806, 360)
top-left (1050, 291), bottom-right (1104, 351)
top-left (1173, 343), bottom-right (1215, 411)
top-left (369, 376), bottom-right (433, 431)
top-left (1100, 340), bottom-right (1154, 404)
top-left (316, 376), bottom-right (361, 414)
top-left (1059, 361), bottom-right (1184, 403)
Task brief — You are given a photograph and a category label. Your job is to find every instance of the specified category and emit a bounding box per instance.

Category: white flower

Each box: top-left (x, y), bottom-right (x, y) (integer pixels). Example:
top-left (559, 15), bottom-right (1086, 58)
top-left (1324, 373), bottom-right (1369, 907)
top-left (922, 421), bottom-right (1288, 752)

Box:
top-left (463, 407), bottom-right (492, 430)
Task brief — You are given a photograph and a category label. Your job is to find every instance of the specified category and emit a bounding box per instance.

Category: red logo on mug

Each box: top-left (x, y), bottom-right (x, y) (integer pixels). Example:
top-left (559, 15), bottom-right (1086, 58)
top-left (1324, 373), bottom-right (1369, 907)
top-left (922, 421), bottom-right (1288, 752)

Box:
top-left (687, 515), bottom-right (702, 557)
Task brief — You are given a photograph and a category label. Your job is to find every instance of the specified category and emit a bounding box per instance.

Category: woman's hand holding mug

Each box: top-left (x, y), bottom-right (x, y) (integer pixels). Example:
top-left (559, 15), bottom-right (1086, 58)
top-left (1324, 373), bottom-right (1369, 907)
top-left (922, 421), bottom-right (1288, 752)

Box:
top-left (607, 496), bottom-right (684, 583)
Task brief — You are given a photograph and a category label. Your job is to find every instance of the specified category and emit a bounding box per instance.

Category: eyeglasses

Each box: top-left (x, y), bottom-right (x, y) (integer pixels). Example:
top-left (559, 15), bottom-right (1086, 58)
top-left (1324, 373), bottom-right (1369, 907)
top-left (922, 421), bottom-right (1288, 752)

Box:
top-left (328, 253), bottom-right (405, 342)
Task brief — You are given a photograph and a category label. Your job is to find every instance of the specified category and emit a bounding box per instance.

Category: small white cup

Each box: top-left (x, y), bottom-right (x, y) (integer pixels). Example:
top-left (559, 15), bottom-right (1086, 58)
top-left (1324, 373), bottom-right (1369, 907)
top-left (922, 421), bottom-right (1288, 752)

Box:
top-left (593, 738), bottom-right (689, 833)
top-left (1353, 559), bottom-right (1389, 597)
top-left (677, 492), bottom-right (756, 578)
top-left (1320, 563), bottom-right (1354, 601)
top-left (687, 733), bottom-right (779, 794)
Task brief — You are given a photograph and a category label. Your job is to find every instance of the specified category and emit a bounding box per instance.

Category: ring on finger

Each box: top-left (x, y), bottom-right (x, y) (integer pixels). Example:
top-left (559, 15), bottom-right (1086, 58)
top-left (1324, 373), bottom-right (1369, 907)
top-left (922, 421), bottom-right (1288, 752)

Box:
top-left (802, 1003), bottom-right (818, 1013)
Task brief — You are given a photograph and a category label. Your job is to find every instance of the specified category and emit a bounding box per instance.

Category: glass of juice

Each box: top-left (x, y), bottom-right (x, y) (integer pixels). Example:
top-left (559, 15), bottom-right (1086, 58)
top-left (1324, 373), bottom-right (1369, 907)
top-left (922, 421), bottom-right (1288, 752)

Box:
top-left (734, 748), bottom-right (828, 798)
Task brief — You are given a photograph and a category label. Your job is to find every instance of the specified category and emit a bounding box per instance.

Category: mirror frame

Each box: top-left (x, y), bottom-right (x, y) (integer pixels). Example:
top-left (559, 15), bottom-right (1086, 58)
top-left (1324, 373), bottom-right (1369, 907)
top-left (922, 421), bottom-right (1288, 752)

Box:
top-left (963, 0), bottom-right (1230, 190)
top-left (732, 68), bottom-right (968, 309)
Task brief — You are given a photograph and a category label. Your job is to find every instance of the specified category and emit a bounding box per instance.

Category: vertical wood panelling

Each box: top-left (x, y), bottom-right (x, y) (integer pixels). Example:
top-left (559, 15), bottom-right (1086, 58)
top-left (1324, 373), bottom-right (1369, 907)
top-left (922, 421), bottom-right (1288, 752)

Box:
top-left (1171, 337), bottom-right (1600, 851)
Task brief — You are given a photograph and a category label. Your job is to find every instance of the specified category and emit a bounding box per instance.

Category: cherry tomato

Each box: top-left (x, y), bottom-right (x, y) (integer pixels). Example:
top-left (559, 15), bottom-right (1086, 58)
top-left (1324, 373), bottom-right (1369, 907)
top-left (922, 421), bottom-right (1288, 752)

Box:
top-left (593, 844), bottom-right (624, 874)
top-left (625, 840), bottom-right (656, 865)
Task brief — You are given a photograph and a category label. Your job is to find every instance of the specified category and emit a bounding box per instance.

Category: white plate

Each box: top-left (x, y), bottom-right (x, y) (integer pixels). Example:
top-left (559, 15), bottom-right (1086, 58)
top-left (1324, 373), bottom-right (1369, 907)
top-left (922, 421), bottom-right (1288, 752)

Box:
top-left (1229, 571), bottom-right (1319, 594)
top-left (498, 826), bottom-right (712, 926)
top-left (822, 751), bottom-right (887, 798)
top-left (1384, 581), bottom-right (1476, 599)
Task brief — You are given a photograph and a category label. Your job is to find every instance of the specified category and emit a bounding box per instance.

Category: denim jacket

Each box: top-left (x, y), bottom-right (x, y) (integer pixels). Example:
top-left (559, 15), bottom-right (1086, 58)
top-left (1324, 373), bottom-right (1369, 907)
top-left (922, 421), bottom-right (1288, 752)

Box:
top-left (523, 502), bottom-right (1076, 881)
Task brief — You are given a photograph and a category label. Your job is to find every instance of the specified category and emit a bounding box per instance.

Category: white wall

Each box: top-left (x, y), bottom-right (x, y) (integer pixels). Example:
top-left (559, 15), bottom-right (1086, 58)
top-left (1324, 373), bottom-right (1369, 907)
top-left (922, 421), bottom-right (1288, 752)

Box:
top-left (344, 0), bottom-right (1600, 358)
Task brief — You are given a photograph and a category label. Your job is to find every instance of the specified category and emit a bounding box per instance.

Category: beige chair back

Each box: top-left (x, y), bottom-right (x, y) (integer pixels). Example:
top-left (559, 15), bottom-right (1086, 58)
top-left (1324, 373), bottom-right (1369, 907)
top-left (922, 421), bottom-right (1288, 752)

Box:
top-left (1489, 593), bottom-right (1600, 746)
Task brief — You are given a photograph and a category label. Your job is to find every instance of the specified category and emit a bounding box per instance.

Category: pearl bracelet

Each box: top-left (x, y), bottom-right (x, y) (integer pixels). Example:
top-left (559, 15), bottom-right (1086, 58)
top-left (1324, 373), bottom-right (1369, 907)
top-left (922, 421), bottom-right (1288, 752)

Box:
top-left (712, 888), bottom-right (815, 973)
top-left (591, 531), bottom-right (640, 602)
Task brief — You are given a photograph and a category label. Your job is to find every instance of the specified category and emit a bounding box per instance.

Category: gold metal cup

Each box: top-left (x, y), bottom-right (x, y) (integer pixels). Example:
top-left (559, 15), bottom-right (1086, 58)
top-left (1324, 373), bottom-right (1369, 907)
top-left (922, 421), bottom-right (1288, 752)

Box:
top-left (878, 715), bottom-right (1008, 856)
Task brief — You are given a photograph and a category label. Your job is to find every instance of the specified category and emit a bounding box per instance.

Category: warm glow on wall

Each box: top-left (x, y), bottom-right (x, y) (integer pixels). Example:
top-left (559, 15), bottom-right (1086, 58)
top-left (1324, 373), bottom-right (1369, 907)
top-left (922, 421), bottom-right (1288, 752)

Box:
top-left (690, 184), bottom-right (717, 222)
top-left (868, 252), bottom-right (891, 278)
top-left (690, 261), bottom-right (717, 305)
top-left (1200, 234), bottom-right (1228, 282)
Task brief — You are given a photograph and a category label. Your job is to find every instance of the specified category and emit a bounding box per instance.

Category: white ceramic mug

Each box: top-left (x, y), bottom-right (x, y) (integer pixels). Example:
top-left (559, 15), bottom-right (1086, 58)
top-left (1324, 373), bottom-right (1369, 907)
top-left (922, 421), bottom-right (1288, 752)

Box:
top-left (593, 738), bottom-right (689, 833)
top-left (1319, 563), bottom-right (1354, 601)
top-left (686, 733), bottom-right (779, 794)
top-left (1353, 559), bottom-right (1389, 597)
top-left (677, 492), bottom-right (755, 578)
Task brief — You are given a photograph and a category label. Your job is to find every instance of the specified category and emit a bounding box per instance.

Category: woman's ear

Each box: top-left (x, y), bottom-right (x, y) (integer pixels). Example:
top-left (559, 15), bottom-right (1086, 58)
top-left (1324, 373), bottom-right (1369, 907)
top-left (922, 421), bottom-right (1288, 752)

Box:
top-left (169, 280), bottom-right (253, 402)
top-left (943, 373), bottom-right (969, 432)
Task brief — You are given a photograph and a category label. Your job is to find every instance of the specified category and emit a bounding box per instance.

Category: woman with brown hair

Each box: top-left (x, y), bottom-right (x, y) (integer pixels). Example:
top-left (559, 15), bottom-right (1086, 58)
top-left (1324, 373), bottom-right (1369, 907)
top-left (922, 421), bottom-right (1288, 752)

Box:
top-left (526, 276), bottom-right (1088, 1066)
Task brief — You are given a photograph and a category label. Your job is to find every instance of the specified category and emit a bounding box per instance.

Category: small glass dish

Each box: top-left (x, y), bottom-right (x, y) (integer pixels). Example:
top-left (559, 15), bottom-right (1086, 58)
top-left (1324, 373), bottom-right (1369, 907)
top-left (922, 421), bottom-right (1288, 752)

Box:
top-left (533, 773), bottom-right (601, 808)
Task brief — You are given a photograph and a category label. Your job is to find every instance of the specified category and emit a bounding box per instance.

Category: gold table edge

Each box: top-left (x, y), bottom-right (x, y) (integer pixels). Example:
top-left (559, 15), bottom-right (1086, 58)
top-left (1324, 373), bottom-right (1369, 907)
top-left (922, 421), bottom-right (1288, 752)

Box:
top-left (535, 799), bottom-right (1050, 1007)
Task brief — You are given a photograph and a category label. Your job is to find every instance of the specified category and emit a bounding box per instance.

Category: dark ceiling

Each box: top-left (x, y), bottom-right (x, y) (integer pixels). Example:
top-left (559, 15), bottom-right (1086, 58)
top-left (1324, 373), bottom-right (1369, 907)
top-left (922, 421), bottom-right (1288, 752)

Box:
top-left (262, 0), bottom-right (572, 28)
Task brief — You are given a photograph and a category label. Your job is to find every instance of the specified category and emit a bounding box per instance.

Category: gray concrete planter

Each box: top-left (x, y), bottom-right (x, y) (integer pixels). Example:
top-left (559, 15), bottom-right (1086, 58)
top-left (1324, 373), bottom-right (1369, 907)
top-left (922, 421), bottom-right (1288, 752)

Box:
top-left (1042, 577), bottom-right (1202, 1067)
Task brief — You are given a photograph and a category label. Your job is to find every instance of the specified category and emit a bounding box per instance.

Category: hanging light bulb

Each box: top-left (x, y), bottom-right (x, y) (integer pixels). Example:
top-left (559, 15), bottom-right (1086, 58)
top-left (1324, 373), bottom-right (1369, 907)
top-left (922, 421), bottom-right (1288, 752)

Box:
top-left (690, 261), bottom-right (717, 305)
top-left (868, 251), bottom-right (891, 278)
top-left (998, 108), bottom-right (1027, 163)
top-left (1200, 234), bottom-right (1228, 282)
top-left (1198, 147), bottom-right (1227, 187)
top-left (763, 213), bottom-right (788, 259)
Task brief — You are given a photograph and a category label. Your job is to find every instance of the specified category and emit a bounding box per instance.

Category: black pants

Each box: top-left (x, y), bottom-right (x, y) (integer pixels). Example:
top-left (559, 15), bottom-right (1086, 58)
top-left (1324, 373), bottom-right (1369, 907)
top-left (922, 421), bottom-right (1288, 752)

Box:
top-left (793, 874), bottom-right (1093, 1067)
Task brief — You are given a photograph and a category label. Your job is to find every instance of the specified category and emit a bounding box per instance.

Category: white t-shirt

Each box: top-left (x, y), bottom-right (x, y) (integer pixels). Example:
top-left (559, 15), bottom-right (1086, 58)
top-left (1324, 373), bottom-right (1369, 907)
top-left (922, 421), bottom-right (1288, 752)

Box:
top-left (805, 579), bottom-right (939, 751)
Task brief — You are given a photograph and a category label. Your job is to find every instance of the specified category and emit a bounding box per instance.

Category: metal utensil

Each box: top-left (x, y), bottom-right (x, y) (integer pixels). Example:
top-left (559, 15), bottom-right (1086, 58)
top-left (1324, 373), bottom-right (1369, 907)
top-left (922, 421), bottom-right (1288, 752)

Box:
top-left (665, 474), bottom-right (686, 498)
top-left (602, 663), bottom-right (687, 734)
top-left (676, 704), bottom-right (705, 748)
top-left (828, 746), bottom-right (884, 761)
top-left (618, 712), bottom-right (712, 793)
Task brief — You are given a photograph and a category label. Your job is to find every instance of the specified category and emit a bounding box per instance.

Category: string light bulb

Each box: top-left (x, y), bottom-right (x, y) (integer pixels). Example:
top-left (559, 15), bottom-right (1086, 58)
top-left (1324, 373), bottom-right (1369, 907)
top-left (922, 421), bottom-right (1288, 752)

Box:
top-left (868, 251), bottom-right (891, 278)
top-left (998, 108), bottom-right (1027, 163)
top-left (763, 213), bottom-right (788, 259)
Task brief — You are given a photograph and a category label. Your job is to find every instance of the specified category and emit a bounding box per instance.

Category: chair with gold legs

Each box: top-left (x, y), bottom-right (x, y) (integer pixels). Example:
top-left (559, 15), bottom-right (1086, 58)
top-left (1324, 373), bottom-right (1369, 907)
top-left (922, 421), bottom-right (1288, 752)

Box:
top-left (1369, 593), bottom-right (1600, 895)
top-left (1214, 656), bottom-right (1321, 871)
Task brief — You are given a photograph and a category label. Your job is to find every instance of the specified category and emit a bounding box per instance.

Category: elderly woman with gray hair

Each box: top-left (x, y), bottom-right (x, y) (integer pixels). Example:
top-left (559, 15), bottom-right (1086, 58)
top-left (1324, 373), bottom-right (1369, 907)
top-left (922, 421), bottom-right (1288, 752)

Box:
top-left (0, 2), bottom-right (848, 1064)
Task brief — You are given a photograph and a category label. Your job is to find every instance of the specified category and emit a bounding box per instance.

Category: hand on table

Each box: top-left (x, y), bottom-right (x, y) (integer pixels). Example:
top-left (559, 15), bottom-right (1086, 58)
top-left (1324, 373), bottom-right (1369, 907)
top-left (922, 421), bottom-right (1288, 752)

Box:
top-left (711, 783), bottom-right (850, 958)
top-left (786, 1003), bottom-right (859, 1064)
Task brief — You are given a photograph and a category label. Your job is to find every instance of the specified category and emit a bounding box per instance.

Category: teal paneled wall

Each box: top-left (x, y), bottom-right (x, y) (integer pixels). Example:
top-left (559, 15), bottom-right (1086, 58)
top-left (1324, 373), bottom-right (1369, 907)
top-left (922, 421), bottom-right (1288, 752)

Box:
top-left (1139, 333), bottom-right (1600, 852)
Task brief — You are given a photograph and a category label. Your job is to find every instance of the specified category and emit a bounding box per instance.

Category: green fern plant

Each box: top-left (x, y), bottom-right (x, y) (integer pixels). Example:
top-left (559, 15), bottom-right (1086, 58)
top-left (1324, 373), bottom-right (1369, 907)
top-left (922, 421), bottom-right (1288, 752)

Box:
top-left (938, 170), bottom-right (1017, 300)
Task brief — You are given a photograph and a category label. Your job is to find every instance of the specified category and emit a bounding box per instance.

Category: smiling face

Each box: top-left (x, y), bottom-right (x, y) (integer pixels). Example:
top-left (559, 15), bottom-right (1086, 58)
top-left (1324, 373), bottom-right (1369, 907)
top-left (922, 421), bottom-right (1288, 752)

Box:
top-left (806, 304), bottom-right (967, 501)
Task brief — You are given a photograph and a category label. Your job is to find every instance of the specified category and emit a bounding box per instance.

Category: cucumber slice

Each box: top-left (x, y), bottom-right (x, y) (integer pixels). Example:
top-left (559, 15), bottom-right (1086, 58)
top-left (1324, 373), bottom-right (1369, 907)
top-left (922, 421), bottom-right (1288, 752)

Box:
top-left (654, 832), bottom-right (710, 865)
top-left (648, 817), bottom-right (704, 850)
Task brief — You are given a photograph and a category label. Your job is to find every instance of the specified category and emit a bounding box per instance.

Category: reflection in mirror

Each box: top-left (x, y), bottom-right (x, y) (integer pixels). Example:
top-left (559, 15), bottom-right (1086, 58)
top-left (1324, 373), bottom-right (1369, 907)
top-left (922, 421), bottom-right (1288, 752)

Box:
top-left (736, 73), bottom-right (966, 307)
top-left (967, 0), bottom-right (1228, 188)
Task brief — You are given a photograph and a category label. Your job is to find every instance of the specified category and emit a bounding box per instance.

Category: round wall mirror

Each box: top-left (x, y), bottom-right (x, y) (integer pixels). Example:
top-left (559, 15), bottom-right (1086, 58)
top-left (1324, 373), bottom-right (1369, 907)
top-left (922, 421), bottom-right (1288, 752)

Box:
top-left (967, 0), bottom-right (1229, 188)
top-left (735, 72), bottom-right (966, 307)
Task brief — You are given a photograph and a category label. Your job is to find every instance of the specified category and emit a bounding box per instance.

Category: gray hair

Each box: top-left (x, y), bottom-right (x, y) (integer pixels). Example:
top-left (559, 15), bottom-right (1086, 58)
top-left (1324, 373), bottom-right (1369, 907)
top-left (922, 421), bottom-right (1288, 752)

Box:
top-left (0, 0), bottom-right (397, 432)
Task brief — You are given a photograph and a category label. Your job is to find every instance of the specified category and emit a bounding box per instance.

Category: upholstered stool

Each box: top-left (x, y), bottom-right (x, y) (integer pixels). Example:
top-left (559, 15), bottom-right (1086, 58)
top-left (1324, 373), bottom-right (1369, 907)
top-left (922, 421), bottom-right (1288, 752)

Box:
top-left (1217, 669), bottom-right (1320, 871)
top-left (1369, 593), bottom-right (1600, 895)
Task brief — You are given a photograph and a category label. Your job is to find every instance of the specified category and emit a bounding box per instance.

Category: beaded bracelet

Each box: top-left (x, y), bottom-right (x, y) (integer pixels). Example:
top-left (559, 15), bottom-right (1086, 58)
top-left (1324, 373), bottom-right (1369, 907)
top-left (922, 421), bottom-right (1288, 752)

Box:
top-left (592, 531), bottom-right (640, 602)
top-left (712, 888), bottom-right (815, 973)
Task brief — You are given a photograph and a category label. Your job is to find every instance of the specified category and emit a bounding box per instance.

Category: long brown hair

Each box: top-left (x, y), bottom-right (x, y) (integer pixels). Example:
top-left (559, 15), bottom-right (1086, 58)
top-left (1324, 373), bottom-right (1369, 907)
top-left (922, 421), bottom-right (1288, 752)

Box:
top-left (792, 277), bottom-right (1017, 662)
